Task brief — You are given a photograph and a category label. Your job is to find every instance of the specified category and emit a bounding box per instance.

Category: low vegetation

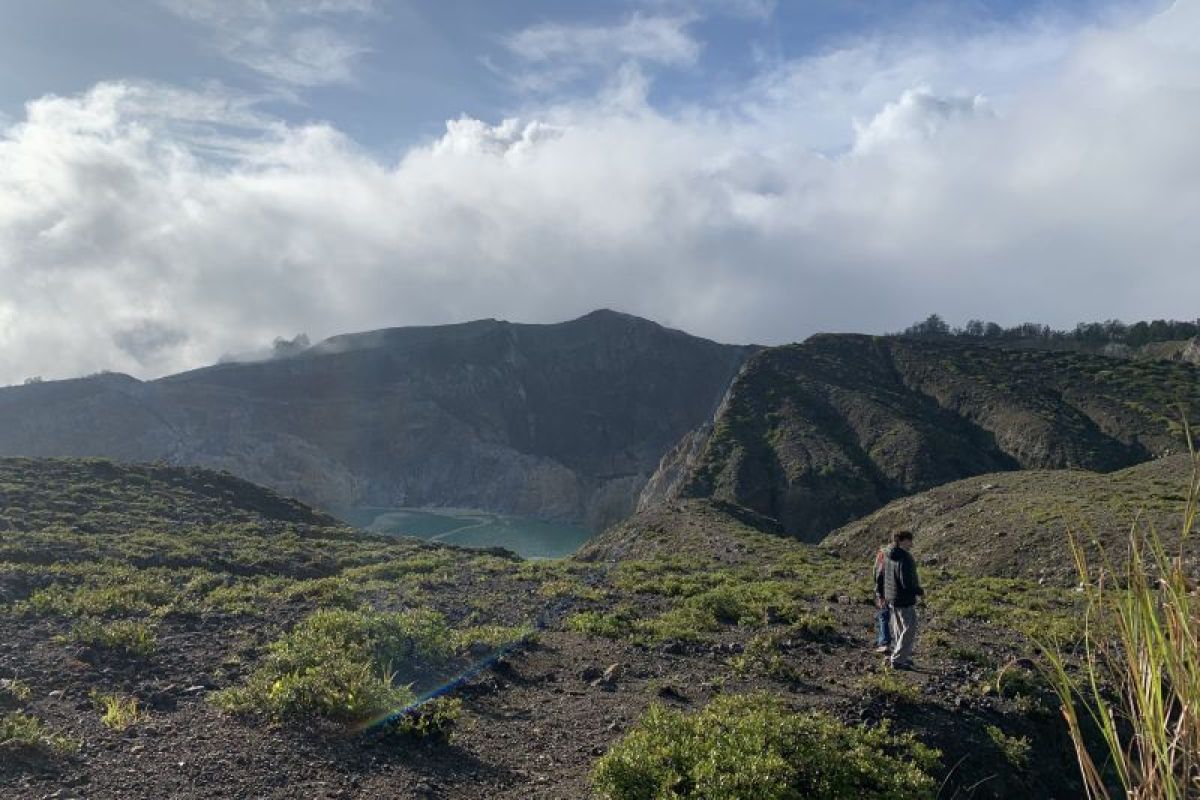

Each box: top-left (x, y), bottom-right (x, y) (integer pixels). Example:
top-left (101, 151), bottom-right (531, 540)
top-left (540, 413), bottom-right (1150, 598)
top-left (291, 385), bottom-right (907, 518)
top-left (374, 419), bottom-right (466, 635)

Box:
top-left (215, 607), bottom-right (525, 730)
top-left (1040, 449), bottom-right (1200, 799)
top-left (593, 693), bottom-right (940, 799)
top-left (0, 711), bottom-right (76, 760)
top-left (93, 692), bottom-right (143, 731)
top-left (64, 618), bottom-right (158, 657)
top-left (985, 724), bottom-right (1031, 769)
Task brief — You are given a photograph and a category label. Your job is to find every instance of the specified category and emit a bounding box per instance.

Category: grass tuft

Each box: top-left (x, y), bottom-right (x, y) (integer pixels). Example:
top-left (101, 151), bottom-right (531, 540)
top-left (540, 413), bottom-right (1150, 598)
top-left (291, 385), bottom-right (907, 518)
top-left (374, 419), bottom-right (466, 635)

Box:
top-left (93, 692), bottom-right (143, 730)
top-left (1038, 441), bottom-right (1200, 798)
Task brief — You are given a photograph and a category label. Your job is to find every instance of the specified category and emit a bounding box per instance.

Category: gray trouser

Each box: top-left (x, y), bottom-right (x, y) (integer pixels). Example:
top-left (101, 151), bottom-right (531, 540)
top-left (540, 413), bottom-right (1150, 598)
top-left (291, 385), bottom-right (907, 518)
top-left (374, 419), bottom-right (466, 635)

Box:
top-left (889, 604), bottom-right (918, 665)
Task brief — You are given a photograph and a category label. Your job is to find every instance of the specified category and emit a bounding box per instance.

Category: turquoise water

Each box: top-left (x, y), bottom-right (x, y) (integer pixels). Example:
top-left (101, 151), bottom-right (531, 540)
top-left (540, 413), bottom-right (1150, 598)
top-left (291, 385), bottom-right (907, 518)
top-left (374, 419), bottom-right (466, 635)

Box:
top-left (338, 507), bottom-right (594, 559)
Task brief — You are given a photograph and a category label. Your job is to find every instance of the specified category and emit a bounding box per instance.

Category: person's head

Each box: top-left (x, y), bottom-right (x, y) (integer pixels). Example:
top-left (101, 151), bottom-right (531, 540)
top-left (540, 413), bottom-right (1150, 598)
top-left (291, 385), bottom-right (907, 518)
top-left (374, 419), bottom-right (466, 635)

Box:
top-left (892, 530), bottom-right (914, 549)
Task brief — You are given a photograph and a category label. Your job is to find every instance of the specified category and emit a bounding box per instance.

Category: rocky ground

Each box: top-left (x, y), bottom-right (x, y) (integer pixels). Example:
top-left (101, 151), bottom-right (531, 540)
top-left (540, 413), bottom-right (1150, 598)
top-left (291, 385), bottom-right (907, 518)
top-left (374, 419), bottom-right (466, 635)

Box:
top-left (0, 458), bottom-right (1107, 798)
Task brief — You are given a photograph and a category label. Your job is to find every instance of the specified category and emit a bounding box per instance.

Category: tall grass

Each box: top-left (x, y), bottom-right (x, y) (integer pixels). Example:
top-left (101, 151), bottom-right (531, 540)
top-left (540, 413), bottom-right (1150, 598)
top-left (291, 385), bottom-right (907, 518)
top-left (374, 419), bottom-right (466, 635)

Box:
top-left (1040, 434), bottom-right (1199, 799)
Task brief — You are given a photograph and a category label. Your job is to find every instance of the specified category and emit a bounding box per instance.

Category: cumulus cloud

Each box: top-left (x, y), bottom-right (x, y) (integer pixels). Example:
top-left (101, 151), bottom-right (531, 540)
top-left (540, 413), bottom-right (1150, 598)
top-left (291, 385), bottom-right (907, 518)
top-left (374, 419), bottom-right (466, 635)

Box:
top-left (162, 0), bottom-right (375, 87)
top-left (852, 87), bottom-right (990, 154)
top-left (1, 3), bottom-right (1199, 385)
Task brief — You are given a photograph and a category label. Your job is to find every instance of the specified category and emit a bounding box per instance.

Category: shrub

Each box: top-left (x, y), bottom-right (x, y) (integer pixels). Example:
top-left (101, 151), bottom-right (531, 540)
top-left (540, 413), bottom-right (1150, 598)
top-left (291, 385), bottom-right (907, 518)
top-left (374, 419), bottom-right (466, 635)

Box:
top-left (65, 618), bottom-right (157, 657)
top-left (0, 678), bottom-right (31, 707)
top-left (567, 609), bottom-right (637, 639)
top-left (383, 696), bottom-right (463, 740)
top-left (593, 694), bottom-right (939, 800)
top-left (729, 632), bottom-right (801, 682)
top-left (985, 724), bottom-right (1030, 769)
top-left (214, 608), bottom-right (457, 723)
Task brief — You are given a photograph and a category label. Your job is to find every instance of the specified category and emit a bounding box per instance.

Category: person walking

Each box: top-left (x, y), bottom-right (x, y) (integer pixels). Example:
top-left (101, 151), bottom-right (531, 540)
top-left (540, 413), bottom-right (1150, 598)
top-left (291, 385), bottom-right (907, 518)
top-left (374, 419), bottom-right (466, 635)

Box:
top-left (881, 530), bottom-right (923, 670)
top-left (872, 541), bottom-right (892, 654)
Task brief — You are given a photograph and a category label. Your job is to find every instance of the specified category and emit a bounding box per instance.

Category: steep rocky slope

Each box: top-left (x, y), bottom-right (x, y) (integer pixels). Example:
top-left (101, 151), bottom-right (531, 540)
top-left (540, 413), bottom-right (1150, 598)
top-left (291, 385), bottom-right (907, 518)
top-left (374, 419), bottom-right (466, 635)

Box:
top-left (643, 335), bottom-right (1200, 541)
top-left (823, 454), bottom-right (1198, 583)
top-left (0, 311), bottom-right (748, 529)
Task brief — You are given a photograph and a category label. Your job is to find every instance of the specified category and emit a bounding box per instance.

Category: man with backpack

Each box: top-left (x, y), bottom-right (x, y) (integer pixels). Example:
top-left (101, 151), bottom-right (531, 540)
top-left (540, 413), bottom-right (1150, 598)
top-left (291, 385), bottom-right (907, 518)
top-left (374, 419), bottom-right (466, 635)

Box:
top-left (877, 530), bottom-right (924, 670)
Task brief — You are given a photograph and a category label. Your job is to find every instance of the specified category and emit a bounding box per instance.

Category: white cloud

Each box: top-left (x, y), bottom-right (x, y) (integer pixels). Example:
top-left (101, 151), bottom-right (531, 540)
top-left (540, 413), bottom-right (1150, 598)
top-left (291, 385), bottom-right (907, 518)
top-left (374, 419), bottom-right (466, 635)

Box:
top-left (1, 3), bottom-right (1199, 385)
top-left (500, 13), bottom-right (701, 92)
top-left (162, 0), bottom-right (375, 87)
top-left (852, 87), bottom-right (989, 154)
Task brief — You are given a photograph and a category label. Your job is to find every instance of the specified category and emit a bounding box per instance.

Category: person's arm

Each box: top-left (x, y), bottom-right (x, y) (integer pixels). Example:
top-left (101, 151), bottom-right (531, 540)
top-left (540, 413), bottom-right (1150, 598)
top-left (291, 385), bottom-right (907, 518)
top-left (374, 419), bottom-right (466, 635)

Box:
top-left (874, 555), bottom-right (885, 602)
top-left (906, 555), bottom-right (924, 597)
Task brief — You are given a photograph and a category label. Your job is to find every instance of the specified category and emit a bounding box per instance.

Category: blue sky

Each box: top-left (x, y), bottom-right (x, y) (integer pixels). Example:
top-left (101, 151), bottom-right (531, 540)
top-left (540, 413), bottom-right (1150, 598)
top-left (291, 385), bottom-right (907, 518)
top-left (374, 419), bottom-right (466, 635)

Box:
top-left (0, 0), bottom-right (1195, 382)
top-left (0, 0), bottom-right (1127, 150)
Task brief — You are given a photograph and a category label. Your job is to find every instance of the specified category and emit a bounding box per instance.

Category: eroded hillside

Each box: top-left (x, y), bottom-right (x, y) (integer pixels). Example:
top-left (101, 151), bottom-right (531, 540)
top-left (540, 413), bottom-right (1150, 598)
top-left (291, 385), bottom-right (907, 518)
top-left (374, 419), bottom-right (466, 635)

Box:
top-left (646, 335), bottom-right (1199, 541)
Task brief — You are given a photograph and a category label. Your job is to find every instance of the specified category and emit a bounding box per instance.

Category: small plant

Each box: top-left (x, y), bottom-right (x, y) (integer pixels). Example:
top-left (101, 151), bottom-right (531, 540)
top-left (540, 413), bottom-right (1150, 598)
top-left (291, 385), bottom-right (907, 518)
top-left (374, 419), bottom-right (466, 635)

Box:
top-left (947, 646), bottom-right (991, 666)
top-left (593, 693), bottom-right (939, 799)
top-left (92, 692), bottom-right (143, 730)
top-left (65, 618), bottom-right (158, 657)
top-left (0, 678), bottom-right (32, 707)
top-left (384, 696), bottom-right (463, 740)
top-left (730, 631), bottom-right (803, 683)
top-left (567, 608), bottom-right (636, 639)
top-left (1039, 445), bottom-right (1200, 799)
top-left (985, 724), bottom-right (1031, 769)
top-left (860, 670), bottom-right (922, 704)
top-left (0, 711), bottom-right (77, 759)
top-left (538, 578), bottom-right (606, 601)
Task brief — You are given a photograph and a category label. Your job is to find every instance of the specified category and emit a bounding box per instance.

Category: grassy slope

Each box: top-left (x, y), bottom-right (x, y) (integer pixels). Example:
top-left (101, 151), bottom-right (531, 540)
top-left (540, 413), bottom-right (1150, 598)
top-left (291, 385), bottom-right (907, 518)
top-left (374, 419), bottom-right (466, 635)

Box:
top-left (822, 454), bottom-right (1198, 583)
top-left (0, 457), bottom-right (1097, 798)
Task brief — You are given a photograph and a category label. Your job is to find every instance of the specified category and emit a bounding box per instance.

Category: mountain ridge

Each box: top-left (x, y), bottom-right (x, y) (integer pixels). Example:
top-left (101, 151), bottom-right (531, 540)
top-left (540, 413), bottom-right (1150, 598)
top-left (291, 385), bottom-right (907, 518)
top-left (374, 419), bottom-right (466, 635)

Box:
top-left (643, 334), bottom-right (1199, 542)
top-left (0, 311), bottom-right (750, 529)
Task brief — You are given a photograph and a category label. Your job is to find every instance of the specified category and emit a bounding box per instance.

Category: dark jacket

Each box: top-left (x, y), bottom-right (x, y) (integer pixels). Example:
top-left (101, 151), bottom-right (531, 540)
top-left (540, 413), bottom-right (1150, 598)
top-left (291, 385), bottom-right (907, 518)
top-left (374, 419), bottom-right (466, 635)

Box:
top-left (879, 546), bottom-right (924, 607)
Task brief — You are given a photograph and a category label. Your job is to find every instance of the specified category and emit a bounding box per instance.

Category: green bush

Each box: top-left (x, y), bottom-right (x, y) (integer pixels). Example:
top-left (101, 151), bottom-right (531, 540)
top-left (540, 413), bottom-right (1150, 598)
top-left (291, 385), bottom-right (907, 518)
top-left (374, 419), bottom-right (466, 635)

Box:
top-left (214, 608), bottom-right (458, 723)
top-left (567, 608), bottom-right (637, 639)
top-left (593, 693), bottom-right (940, 799)
top-left (985, 724), bottom-right (1030, 769)
top-left (0, 711), bottom-right (76, 759)
top-left (65, 618), bottom-right (157, 657)
top-left (385, 696), bottom-right (463, 740)
top-left (0, 678), bottom-right (31, 706)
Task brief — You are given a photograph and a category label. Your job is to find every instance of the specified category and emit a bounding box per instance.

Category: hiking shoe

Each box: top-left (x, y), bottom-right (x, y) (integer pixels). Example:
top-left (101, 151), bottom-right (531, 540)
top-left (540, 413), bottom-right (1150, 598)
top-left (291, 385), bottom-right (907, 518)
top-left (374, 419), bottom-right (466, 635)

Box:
top-left (873, 645), bottom-right (890, 654)
top-left (890, 661), bottom-right (915, 671)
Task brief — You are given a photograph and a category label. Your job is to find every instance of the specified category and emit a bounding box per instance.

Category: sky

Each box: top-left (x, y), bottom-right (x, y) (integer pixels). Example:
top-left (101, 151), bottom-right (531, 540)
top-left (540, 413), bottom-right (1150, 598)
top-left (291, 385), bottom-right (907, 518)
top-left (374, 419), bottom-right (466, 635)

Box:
top-left (0, 0), bottom-right (1196, 383)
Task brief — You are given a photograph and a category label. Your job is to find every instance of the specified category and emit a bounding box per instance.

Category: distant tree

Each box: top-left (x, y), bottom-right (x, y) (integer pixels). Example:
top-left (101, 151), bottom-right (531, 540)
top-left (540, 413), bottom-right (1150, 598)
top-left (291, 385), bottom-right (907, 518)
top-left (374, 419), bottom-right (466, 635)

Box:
top-left (1127, 321), bottom-right (1151, 347)
top-left (22, 376), bottom-right (43, 385)
top-left (903, 314), bottom-right (951, 338)
top-left (897, 315), bottom-right (1195, 348)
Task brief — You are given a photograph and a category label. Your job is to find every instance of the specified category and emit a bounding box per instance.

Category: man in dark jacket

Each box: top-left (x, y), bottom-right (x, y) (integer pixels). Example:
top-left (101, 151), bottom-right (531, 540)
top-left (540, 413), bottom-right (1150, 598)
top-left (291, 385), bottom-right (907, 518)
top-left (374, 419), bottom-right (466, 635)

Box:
top-left (877, 530), bottom-right (924, 669)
